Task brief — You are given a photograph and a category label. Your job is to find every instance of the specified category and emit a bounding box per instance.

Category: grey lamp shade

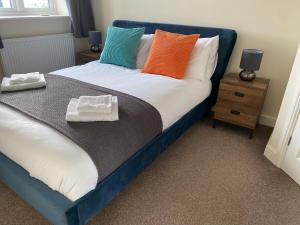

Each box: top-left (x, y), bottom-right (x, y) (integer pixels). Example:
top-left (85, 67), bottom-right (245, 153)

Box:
top-left (88, 31), bottom-right (102, 45)
top-left (240, 49), bottom-right (263, 71)
top-left (0, 36), bottom-right (3, 49)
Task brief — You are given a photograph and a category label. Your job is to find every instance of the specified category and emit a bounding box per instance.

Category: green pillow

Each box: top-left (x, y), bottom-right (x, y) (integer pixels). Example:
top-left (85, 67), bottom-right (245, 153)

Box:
top-left (99, 26), bottom-right (145, 69)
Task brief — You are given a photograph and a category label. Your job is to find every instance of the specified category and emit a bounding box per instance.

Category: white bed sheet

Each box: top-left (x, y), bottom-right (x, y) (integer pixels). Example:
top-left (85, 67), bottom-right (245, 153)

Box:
top-left (0, 61), bottom-right (211, 201)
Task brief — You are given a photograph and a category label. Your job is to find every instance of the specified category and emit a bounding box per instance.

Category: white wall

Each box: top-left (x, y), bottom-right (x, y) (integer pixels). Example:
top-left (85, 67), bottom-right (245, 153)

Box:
top-left (91, 0), bottom-right (300, 126)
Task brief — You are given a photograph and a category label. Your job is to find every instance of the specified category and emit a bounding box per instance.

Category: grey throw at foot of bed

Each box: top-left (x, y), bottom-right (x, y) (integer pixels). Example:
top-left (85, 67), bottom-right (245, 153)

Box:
top-left (0, 74), bottom-right (163, 182)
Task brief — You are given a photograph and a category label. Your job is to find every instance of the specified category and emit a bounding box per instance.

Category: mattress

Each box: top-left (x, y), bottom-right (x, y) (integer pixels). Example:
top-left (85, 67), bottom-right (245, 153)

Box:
top-left (0, 61), bottom-right (211, 201)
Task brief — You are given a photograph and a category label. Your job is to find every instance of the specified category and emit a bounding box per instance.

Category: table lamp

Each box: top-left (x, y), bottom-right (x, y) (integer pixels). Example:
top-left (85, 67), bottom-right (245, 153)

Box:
top-left (239, 49), bottom-right (263, 81)
top-left (88, 31), bottom-right (102, 52)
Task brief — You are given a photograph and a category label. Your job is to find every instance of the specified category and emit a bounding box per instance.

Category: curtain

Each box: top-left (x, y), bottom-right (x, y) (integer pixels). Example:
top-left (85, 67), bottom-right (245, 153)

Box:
top-left (0, 36), bottom-right (3, 49)
top-left (65, 0), bottom-right (96, 38)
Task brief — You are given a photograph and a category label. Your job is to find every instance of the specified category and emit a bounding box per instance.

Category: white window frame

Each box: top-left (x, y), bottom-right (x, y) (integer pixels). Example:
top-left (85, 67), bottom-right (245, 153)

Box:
top-left (0, 0), bottom-right (56, 16)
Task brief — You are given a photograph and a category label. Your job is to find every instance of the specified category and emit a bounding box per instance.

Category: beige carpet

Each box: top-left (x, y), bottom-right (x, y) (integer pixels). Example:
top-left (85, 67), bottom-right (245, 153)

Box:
top-left (1, 119), bottom-right (300, 225)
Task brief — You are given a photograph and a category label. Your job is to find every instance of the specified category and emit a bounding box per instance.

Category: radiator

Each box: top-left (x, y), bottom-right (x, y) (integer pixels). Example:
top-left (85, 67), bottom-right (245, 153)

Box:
top-left (0, 33), bottom-right (75, 76)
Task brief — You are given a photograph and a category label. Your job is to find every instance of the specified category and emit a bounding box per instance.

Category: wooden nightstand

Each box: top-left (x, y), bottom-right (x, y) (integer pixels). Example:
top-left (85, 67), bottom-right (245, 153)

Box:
top-left (212, 73), bottom-right (270, 139)
top-left (76, 50), bottom-right (101, 65)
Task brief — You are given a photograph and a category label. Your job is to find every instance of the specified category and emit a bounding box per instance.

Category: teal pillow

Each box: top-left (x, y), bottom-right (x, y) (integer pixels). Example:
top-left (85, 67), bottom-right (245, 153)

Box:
top-left (99, 26), bottom-right (145, 69)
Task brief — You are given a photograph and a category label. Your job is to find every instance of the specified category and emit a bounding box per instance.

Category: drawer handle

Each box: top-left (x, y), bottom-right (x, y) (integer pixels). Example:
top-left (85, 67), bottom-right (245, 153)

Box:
top-left (230, 110), bottom-right (241, 115)
top-left (234, 92), bottom-right (245, 97)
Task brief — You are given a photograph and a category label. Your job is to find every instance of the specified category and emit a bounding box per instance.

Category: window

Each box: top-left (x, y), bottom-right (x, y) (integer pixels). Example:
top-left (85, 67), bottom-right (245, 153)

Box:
top-left (0, 0), bottom-right (55, 16)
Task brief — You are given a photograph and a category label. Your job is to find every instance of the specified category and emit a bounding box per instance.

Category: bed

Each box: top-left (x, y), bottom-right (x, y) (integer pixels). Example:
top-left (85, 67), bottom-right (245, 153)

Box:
top-left (0, 20), bottom-right (237, 225)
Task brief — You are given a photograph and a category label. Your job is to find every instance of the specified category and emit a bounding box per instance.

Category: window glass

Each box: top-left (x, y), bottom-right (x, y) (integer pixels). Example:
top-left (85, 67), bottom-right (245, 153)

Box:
top-left (0, 0), bottom-right (12, 8)
top-left (23, 0), bottom-right (49, 8)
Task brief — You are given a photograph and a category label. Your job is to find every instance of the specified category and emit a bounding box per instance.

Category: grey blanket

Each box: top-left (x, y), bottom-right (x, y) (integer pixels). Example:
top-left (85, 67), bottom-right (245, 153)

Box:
top-left (0, 74), bottom-right (163, 181)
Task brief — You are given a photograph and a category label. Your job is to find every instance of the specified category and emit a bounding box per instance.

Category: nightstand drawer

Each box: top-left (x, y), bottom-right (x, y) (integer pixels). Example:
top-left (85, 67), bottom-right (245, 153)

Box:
top-left (214, 99), bottom-right (260, 116)
top-left (219, 83), bottom-right (264, 106)
top-left (214, 106), bottom-right (257, 129)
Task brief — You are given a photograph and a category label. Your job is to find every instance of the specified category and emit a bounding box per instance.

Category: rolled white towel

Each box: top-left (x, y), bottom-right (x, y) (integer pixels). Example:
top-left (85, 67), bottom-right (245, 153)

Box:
top-left (10, 72), bottom-right (41, 85)
top-left (77, 95), bottom-right (112, 113)
top-left (1, 74), bottom-right (46, 92)
top-left (66, 96), bottom-right (118, 122)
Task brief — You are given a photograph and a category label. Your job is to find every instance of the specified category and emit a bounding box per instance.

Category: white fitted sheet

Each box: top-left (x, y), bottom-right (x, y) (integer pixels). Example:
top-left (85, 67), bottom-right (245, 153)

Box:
top-left (0, 61), bottom-right (211, 201)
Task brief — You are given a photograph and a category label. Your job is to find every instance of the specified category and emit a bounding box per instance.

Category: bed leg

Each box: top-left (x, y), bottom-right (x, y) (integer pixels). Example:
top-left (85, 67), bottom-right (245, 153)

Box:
top-left (212, 119), bottom-right (217, 128)
top-left (249, 130), bottom-right (254, 139)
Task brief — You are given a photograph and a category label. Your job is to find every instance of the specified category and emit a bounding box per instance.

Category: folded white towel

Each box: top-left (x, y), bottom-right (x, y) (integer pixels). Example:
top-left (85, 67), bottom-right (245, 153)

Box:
top-left (77, 95), bottom-right (112, 113)
top-left (10, 72), bottom-right (41, 85)
top-left (66, 96), bottom-right (118, 122)
top-left (1, 74), bottom-right (46, 92)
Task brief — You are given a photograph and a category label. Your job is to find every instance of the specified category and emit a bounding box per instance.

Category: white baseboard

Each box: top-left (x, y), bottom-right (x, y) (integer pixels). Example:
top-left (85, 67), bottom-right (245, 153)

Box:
top-left (259, 114), bottom-right (277, 127)
top-left (264, 144), bottom-right (280, 167)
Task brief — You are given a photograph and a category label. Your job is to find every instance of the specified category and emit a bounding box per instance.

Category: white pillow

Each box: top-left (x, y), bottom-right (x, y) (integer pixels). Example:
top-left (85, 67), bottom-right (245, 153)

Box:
top-left (206, 36), bottom-right (219, 78)
top-left (136, 34), bottom-right (154, 69)
top-left (185, 36), bottom-right (219, 81)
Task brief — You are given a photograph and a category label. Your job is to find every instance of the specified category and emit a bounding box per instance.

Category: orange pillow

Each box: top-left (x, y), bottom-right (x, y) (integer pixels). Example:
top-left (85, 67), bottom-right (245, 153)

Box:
top-left (142, 29), bottom-right (200, 79)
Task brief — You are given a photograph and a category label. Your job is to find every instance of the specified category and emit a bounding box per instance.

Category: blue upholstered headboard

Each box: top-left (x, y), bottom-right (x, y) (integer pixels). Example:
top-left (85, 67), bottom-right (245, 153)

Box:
top-left (113, 20), bottom-right (237, 106)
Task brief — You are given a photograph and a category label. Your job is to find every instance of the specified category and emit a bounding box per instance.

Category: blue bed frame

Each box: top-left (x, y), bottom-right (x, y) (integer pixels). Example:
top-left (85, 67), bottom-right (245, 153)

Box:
top-left (0, 20), bottom-right (237, 225)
